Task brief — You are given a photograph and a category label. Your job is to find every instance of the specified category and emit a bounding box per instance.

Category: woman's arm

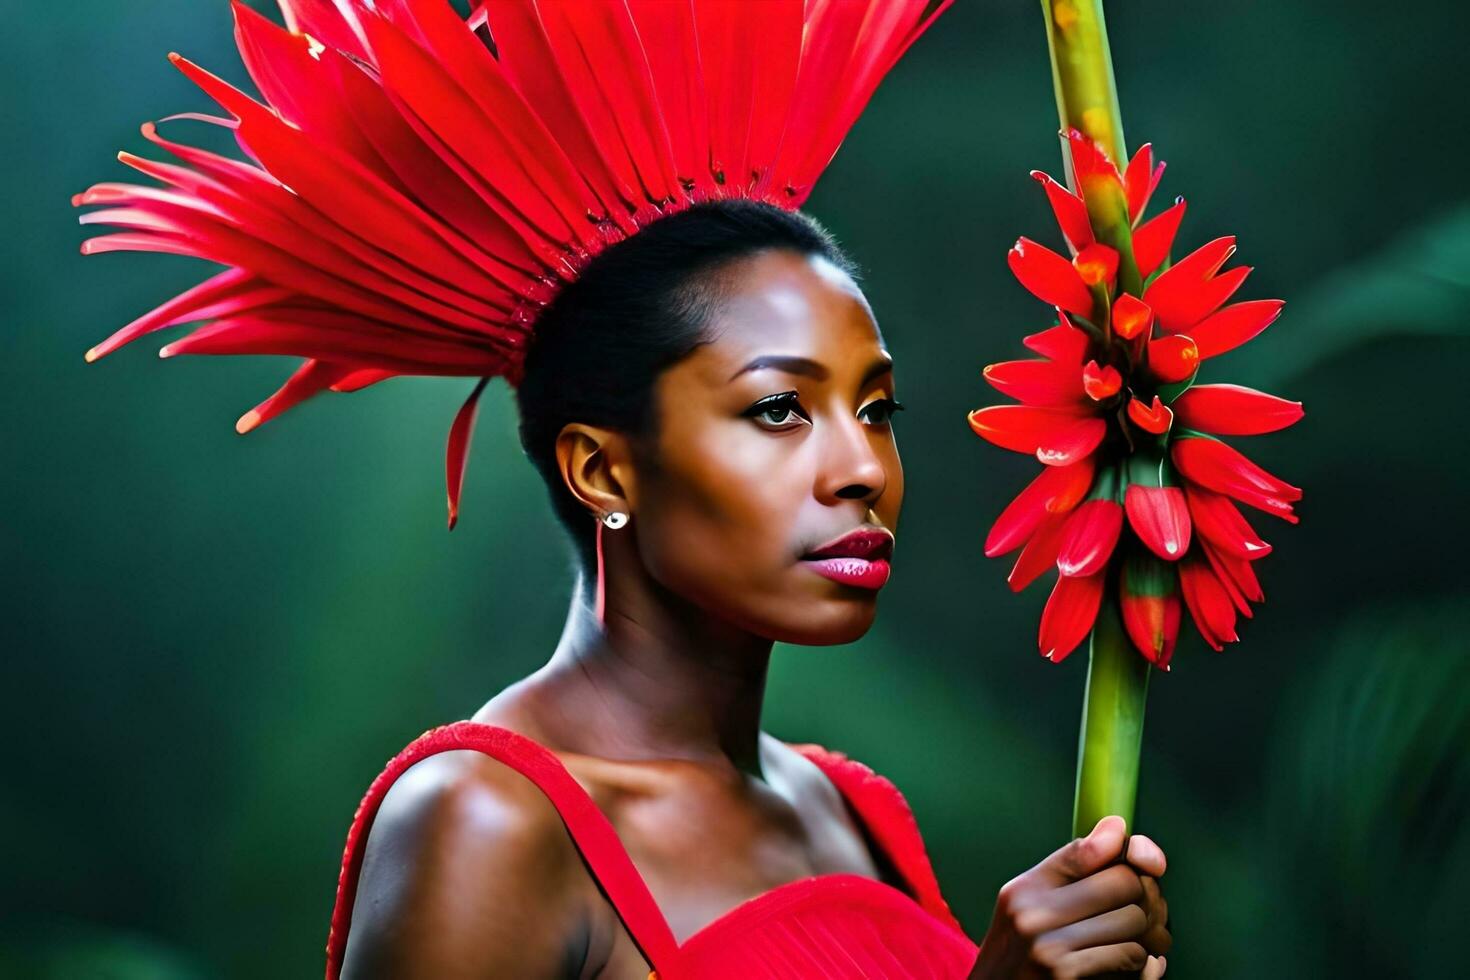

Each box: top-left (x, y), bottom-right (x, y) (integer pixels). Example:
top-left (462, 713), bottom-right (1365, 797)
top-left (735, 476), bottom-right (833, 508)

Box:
top-left (339, 750), bottom-right (591, 979)
top-left (968, 816), bottom-right (1171, 980)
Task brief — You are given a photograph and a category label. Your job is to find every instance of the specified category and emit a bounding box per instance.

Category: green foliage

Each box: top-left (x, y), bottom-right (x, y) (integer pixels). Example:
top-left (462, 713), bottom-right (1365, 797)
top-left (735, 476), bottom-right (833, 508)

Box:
top-left (1261, 598), bottom-right (1470, 979)
top-left (1238, 204), bottom-right (1470, 387)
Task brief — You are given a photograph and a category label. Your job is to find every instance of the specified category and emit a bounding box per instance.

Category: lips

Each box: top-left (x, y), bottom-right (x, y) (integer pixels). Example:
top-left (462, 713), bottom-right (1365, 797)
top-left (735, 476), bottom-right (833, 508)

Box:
top-left (800, 526), bottom-right (895, 590)
top-left (804, 526), bottom-right (895, 562)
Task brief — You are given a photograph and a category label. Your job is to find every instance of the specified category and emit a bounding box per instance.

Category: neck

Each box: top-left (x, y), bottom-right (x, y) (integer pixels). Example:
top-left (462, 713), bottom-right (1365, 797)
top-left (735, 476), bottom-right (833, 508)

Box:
top-left (535, 567), bottom-right (774, 780)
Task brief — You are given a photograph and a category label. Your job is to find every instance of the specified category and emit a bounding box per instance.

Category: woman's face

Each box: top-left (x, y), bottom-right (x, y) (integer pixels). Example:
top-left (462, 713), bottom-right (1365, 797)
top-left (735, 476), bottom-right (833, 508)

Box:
top-left (631, 248), bottom-right (905, 645)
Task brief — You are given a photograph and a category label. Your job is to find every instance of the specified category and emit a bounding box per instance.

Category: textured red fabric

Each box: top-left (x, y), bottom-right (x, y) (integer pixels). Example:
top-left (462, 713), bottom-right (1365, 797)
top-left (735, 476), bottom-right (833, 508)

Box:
top-left (326, 721), bottom-right (979, 979)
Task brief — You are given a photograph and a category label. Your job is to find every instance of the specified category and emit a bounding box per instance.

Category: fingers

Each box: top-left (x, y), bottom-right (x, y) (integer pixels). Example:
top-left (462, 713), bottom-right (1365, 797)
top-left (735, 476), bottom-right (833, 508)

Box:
top-left (1024, 864), bottom-right (1144, 934)
top-left (1143, 954), bottom-right (1168, 979)
top-left (1037, 815), bottom-right (1128, 885)
top-left (1039, 902), bottom-right (1148, 954)
top-left (1139, 876), bottom-right (1173, 956)
top-left (1056, 940), bottom-right (1150, 977)
top-left (1126, 833), bottom-right (1167, 877)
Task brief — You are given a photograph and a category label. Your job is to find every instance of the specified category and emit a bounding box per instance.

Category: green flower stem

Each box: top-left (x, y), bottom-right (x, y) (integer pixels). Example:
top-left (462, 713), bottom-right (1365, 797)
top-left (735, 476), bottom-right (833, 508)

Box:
top-left (1039, 0), bottom-right (1153, 838)
top-left (1039, 0), bottom-right (1142, 296)
top-left (1072, 597), bottom-right (1151, 837)
top-left (1039, 0), bottom-right (1127, 169)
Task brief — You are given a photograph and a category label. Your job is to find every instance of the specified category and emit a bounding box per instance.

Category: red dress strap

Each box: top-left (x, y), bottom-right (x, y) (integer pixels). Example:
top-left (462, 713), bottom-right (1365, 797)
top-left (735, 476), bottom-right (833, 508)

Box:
top-left (326, 720), bottom-right (680, 979)
top-left (787, 742), bottom-right (967, 935)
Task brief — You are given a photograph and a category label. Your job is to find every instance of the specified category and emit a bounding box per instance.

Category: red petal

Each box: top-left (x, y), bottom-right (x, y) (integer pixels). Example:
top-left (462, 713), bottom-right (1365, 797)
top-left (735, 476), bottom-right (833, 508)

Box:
top-left (1009, 512), bottom-right (1069, 592)
top-left (276, 0), bottom-right (370, 62)
top-left (1124, 485), bottom-right (1192, 560)
top-left (1126, 395), bottom-right (1174, 436)
top-left (1031, 169), bottom-right (1093, 253)
top-left (1189, 300), bottom-right (1285, 360)
top-left (1179, 555), bottom-right (1238, 650)
top-left (1201, 538), bottom-right (1265, 607)
top-left (1038, 571), bottom-right (1105, 662)
top-left (1121, 591), bottom-right (1181, 667)
top-left (446, 377), bottom-right (491, 530)
top-left (1082, 360), bottom-right (1122, 401)
top-left (1056, 499), bottom-right (1124, 577)
top-left (1140, 235), bottom-right (1234, 332)
top-left (83, 267), bottom-right (258, 362)
top-left (1184, 486), bottom-right (1272, 560)
top-left (160, 309), bottom-right (504, 374)
top-left (1120, 554), bottom-right (1182, 667)
top-left (236, 358), bottom-right (358, 434)
top-left (358, 11), bottom-right (585, 248)
top-left (764, 0), bottom-right (950, 206)
top-left (1022, 317), bottom-right (1091, 364)
top-left (1073, 242), bottom-right (1118, 288)
top-left (986, 458), bottom-right (1097, 558)
top-left (1146, 334), bottom-right (1200, 385)
top-left (233, 4), bottom-right (394, 188)
top-left (1172, 437), bottom-right (1301, 522)
top-left (1132, 198), bottom-right (1186, 279)
top-left (967, 406), bottom-right (1106, 466)
top-left (330, 368), bottom-right (398, 394)
top-left (1111, 293), bottom-right (1154, 341)
top-left (1172, 384), bottom-right (1304, 436)
top-left (1065, 128), bottom-right (1123, 199)
top-left (169, 53), bottom-right (546, 296)
top-left (1008, 237), bottom-right (1094, 317)
top-left (1144, 236), bottom-right (1249, 332)
top-left (1123, 143), bottom-right (1165, 225)
top-left (1198, 544), bottom-right (1253, 618)
top-left (983, 358), bottom-right (1084, 406)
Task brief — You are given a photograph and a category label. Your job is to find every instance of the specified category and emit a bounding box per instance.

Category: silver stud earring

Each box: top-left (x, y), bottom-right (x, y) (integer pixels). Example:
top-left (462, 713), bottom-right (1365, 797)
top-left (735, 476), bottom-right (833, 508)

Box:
top-left (602, 511), bottom-right (629, 530)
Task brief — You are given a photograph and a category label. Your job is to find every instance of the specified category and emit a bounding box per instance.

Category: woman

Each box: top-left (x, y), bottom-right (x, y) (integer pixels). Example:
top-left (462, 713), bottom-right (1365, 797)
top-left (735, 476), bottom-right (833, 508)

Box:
top-left (75, 2), bottom-right (1171, 977)
top-left (330, 202), bottom-right (1173, 979)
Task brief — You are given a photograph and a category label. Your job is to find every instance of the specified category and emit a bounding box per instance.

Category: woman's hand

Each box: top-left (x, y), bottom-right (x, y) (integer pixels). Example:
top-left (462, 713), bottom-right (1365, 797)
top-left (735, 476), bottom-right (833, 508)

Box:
top-left (968, 815), bottom-right (1171, 980)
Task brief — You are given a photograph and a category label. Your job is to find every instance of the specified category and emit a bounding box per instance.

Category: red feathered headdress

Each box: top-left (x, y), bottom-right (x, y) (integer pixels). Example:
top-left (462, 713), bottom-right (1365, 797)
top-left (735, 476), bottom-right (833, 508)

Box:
top-left (74, 0), bottom-right (953, 526)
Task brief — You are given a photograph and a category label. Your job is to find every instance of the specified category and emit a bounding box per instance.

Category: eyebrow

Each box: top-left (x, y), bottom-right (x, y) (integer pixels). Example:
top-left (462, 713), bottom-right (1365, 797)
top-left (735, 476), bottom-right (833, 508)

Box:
top-left (729, 354), bottom-right (894, 387)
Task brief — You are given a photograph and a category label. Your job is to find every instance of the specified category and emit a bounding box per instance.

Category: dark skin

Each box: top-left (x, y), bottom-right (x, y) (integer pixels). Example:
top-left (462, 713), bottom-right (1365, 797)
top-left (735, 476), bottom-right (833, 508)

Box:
top-left (340, 249), bottom-right (1171, 979)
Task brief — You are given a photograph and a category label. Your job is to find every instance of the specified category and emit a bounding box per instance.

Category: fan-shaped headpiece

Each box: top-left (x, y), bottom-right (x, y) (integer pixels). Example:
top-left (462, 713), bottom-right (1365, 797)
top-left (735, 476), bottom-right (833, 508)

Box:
top-left (75, 0), bottom-right (954, 526)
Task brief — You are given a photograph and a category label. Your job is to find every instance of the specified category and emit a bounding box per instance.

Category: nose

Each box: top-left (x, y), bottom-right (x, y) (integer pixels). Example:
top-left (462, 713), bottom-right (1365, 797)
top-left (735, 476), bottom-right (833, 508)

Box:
top-left (816, 410), bottom-right (888, 505)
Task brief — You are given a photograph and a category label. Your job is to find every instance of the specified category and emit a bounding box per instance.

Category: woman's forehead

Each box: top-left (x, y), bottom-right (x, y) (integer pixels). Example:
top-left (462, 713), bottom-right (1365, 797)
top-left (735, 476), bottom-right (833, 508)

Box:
top-left (691, 251), bottom-right (887, 380)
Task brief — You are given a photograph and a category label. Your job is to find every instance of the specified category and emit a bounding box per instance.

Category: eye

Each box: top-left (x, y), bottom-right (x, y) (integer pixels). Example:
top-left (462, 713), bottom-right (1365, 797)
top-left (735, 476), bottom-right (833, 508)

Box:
top-left (859, 397), bottom-right (905, 426)
top-left (742, 391), bottom-right (811, 431)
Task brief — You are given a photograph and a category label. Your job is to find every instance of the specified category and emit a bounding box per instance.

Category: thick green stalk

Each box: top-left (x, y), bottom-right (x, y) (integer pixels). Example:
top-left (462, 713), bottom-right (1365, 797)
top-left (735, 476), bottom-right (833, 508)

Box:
top-left (1039, 0), bottom-right (1127, 166)
top-left (1071, 598), bottom-right (1150, 836)
top-left (1038, 0), bottom-right (1153, 837)
top-left (1039, 0), bottom-right (1142, 297)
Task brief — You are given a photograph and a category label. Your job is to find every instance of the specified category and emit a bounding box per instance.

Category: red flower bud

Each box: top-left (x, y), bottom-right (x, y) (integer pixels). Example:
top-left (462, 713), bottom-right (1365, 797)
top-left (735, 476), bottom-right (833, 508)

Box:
top-left (1082, 360), bottom-right (1122, 400)
top-left (1120, 551), bottom-right (1182, 667)
top-left (1111, 293), bottom-right (1154, 341)
top-left (1147, 334), bottom-right (1199, 384)
top-left (1073, 242), bottom-right (1119, 288)
top-left (1126, 395), bottom-right (1173, 435)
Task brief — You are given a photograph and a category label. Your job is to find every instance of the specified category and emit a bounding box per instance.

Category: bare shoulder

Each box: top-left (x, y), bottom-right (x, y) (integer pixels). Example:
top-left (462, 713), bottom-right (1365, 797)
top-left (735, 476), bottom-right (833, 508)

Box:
top-left (764, 732), bottom-right (851, 814)
top-left (339, 747), bottom-right (590, 980)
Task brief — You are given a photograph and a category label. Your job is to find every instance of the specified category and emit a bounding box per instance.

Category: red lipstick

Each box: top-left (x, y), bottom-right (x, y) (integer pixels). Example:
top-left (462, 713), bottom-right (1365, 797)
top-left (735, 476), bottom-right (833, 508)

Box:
top-left (800, 526), bottom-right (895, 590)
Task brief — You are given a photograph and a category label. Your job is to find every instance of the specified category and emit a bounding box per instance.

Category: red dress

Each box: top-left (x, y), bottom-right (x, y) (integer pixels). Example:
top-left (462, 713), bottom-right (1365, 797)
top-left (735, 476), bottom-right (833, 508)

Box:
top-left (326, 722), bottom-right (981, 979)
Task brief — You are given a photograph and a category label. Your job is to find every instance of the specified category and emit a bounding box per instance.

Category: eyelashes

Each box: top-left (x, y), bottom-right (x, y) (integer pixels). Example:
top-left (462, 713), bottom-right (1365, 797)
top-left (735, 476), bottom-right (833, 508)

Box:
top-left (859, 397), bottom-right (906, 425)
top-left (741, 391), bottom-right (904, 431)
top-left (742, 390), bottom-right (810, 430)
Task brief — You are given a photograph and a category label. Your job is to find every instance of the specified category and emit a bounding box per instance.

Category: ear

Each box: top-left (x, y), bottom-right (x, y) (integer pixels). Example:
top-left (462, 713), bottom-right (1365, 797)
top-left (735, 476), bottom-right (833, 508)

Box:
top-left (554, 423), bottom-right (639, 520)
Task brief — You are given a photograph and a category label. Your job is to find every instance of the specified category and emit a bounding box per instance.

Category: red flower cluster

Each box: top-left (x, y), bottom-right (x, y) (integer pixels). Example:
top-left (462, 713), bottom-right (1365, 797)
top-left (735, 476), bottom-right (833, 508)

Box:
top-left (970, 131), bottom-right (1302, 668)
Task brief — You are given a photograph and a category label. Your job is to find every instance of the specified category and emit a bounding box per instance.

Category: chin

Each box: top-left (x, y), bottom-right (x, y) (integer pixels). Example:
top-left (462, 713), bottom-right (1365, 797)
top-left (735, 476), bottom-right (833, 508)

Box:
top-left (766, 595), bottom-right (881, 646)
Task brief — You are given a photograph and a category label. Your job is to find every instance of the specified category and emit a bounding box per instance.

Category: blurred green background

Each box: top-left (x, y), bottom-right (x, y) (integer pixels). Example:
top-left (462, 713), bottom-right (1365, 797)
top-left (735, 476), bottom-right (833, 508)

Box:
top-left (4, 2), bottom-right (1466, 977)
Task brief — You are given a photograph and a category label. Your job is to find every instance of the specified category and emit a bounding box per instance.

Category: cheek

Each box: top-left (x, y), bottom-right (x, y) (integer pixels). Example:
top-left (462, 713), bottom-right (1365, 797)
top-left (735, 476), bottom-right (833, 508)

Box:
top-left (636, 424), bottom-right (807, 597)
top-left (878, 444), bottom-right (905, 526)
